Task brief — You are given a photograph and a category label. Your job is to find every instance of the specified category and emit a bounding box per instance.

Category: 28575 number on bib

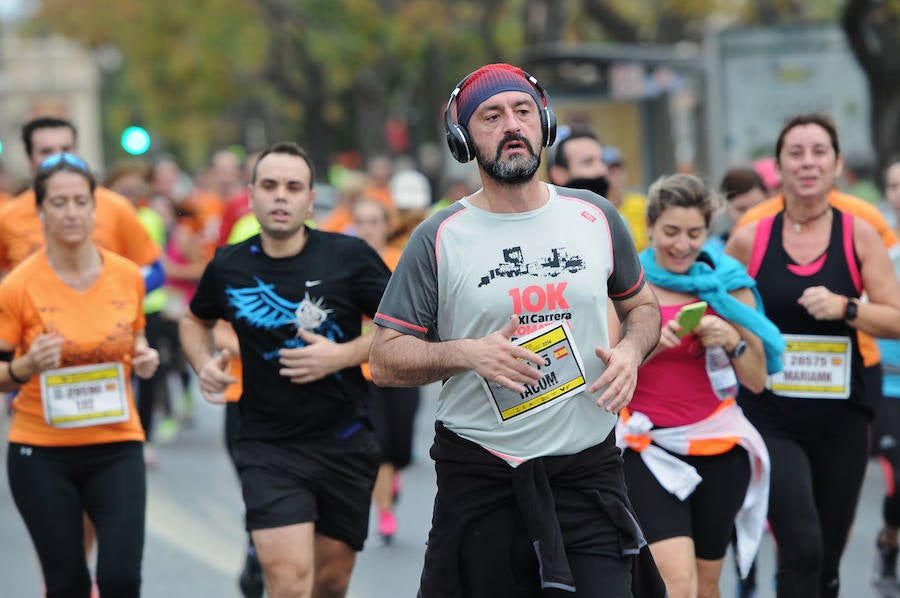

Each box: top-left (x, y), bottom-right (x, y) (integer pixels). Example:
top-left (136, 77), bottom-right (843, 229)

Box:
top-left (767, 334), bottom-right (851, 400)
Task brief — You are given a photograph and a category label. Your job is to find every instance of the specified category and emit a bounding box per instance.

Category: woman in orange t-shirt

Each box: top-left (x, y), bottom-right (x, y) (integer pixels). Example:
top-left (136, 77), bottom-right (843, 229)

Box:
top-left (353, 199), bottom-right (419, 545)
top-left (0, 154), bottom-right (159, 597)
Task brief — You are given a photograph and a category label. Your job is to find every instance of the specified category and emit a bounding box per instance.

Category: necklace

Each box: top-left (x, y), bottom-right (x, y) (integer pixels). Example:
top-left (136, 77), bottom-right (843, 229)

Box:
top-left (48, 250), bottom-right (101, 289)
top-left (785, 205), bottom-right (830, 233)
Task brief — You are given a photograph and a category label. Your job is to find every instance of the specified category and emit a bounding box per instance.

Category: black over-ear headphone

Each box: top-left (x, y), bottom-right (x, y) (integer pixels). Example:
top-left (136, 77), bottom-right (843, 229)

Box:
top-left (443, 68), bottom-right (557, 164)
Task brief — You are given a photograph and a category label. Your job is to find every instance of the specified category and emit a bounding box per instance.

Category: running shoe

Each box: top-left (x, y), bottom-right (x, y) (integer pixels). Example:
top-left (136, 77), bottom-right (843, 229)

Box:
top-left (379, 509), bottom-right (397, 545)
top-left (734, 578), bottom-right (756, 598)
top-left (873, 538), bottom-right (900, 596)
top-left (238, 548), bottom-right (264, 598)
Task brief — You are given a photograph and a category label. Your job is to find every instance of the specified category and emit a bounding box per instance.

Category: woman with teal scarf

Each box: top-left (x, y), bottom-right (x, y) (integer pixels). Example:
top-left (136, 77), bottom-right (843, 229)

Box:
top-left (618, 174), bottom-right (781, 598)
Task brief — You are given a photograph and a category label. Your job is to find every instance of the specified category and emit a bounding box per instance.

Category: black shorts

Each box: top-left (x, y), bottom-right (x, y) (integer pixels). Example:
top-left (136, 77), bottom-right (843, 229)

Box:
top-left (623, 444), bottom-right (750, 560)
top-left (234, 427), bottom-right (380, 551)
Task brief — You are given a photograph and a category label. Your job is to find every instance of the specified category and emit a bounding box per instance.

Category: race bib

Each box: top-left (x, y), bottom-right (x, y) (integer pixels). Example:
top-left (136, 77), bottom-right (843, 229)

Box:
top-left (480, 322), bottom-right (587, 424)
top-left (767, 334), bottom-right (851, 400)
top-left (41, 362), bottom-right (130, 428)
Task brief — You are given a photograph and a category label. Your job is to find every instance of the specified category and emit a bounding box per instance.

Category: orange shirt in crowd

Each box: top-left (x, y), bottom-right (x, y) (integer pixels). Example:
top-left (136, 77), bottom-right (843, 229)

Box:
top-left (0, 187), bottom-right (161, 274)
top-left (363, 185), bottom-right (393, 208)
top-left (319, 195), bottom-right (399, 235)
top-left (360, 245), bottom-right (403, 381)
top-left (181, 190), bottom-right (225, 260)
top-left (733, 189), bottom-right (898, 367)
top-left (0, 248), bottom-right (147, 446)
top-left (735, 190), bottom-right (898, 248)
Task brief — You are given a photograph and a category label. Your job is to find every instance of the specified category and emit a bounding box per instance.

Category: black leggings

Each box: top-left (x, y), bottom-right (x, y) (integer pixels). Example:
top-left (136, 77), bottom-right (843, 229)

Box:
top-left (764, 414), bottom-right (868, 598)
top-left (874, 397), bottom-right (900, 527)
top-left (136, 311), bottom-right (166, 442)
top-left (368, 381), bottom-right (420, 469)
top-left (7, 441), bottom-right (146, 598)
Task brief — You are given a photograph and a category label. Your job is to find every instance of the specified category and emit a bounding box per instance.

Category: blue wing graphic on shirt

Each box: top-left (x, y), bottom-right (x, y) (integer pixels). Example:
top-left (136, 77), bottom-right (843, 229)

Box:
top-left (226, 277), bottom-right (346, 365)
top-left (227, 277), bottom-right (299, 329)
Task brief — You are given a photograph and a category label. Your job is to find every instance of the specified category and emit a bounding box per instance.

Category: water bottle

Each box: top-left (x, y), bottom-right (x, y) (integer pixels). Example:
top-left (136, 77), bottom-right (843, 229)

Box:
top-left (705, 346), bottom-right (739, 400)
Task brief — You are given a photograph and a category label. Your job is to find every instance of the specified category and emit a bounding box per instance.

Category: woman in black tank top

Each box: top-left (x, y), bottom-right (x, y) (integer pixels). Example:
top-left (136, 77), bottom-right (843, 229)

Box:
top-left (725, 114), bottom-right (900, 598)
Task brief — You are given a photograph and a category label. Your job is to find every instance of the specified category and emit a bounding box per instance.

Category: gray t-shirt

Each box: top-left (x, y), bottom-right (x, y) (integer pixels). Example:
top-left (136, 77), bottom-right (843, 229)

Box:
top-left (374, 183), bottom-right (645, 463)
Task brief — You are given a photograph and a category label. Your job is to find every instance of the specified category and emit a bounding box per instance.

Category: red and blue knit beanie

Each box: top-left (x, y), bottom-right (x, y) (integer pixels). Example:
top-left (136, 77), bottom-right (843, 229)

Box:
top-left (456, 63), bottom-right (542, 128)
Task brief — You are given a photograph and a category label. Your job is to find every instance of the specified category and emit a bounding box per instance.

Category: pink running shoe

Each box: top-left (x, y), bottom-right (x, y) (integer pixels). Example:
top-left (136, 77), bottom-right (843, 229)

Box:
top-left (379, 510), bottom-right (397, 544)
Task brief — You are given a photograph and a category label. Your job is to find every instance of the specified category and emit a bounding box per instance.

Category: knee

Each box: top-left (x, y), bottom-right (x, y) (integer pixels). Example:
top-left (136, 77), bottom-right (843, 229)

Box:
top-left (262, 560), bottom-right (313, 597)
top-left (696, 579), bottom-right (719, 598)
top-left (314, 560), bottom-right (353, 598)
top-left (660, 569), bottom-right (696, 598)
top-left (779, 532), bottom-right (824, 573)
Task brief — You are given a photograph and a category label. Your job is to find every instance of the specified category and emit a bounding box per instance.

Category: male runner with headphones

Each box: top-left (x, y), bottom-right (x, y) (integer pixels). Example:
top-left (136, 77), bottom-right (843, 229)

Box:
top-left (370, 63), bottom-right (664, 597)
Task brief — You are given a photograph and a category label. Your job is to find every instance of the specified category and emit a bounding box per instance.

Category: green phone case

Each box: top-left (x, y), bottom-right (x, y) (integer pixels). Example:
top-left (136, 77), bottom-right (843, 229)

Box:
top-left (674, 301), bottom-right (707, 338)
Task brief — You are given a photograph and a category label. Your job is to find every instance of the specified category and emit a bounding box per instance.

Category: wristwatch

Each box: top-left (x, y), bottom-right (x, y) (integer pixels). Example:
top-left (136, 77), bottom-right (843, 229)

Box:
top-left (726, 339), bottom-right (747, 359)
top-left (844, 297), bottom-right (859, 321)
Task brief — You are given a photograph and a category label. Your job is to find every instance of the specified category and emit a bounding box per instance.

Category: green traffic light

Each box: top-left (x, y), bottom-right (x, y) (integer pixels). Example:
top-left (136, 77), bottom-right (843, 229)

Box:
top-left (121, 126), bottom-right (151, 155)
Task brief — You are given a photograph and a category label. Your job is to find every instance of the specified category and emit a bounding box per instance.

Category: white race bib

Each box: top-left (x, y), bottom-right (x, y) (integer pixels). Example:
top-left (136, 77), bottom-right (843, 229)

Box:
top-left (40, 362), bottom-right (130, 428)
top-left (767, 334), bottom-right (852, 400)
top-left (480, 322), bottom-right (588, 424)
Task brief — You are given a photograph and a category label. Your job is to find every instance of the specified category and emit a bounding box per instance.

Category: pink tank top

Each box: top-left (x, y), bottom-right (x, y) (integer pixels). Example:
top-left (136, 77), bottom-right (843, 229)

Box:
top-left (629, 302), bottom-right (723, 428)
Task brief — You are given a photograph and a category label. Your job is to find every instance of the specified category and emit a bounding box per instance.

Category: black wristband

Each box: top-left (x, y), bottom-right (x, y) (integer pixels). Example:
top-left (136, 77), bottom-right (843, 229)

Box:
top-left (844, 297), bottom-right (859, 321)
top-left (8, 360), bottom-right (29, 385)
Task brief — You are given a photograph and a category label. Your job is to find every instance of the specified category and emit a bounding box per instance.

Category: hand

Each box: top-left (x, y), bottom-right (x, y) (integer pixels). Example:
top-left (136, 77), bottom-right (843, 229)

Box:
top-left (25, 331), bottom-right (64, 375)
top-left (198, 349), bottom-right (237, 404)
top-left (693, 315), bottom-right (740, 350)
top-left (590, 343), bottom-right (642, 414)
top-left (467, 315), bottom-right (543, 394)
top-left (278, 329), bottom-right (346, 384)
top-left (132, 347), bottom-right (159, 380)
top-left (798, 286), bottom-right (845, 320)
top-left (657, 318), bottom-right (684, 351)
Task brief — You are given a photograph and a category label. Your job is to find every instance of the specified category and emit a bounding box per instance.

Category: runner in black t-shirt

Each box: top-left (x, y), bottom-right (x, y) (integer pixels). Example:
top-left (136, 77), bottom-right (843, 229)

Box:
top-left (179, 141), bottom-right (391, 597)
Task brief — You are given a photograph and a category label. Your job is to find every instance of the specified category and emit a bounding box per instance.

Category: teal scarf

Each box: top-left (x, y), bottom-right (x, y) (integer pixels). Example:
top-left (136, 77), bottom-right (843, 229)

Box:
top-left (640, 248), bottom-right (785, 374)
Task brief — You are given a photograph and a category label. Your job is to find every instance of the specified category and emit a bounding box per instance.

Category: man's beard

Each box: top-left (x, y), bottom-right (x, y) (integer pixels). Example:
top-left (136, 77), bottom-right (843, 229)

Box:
top-left (565, 175), bottom-right (610, 198)
top-left (476, 133), bottom-right (541, 186)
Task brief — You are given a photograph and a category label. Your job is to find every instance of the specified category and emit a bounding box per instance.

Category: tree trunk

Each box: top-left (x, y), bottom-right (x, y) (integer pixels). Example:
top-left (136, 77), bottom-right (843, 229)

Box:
top-left (353, 68), bottom-right (390, 162)
top-left (581, 0), bottom-right (640, 43)
top-left (842, 0), bottom-right (900, 187)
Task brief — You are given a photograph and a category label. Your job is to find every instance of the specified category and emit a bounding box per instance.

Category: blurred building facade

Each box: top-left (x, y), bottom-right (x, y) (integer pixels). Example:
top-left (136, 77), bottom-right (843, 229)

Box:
top-left (0, 25), bottom-right (103, 181)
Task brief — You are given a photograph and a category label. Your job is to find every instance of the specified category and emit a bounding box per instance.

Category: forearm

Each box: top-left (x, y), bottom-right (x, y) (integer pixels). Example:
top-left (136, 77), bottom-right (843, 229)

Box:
top-left (370, 330), bottom-right (473, 387)
top-left (133, 332), bottom-right (149, 353)
top-left (212, 321), bottom-right (240, 355)
top-left (732, 347), bottom-right (767, 393)
top-left (178, 314), bottom-right (217, 374)
top-left (849, 301), bottom-right (900, 338)
top-left (616, 302), bottom-right (662, 364)
top-left (0, 355), bottom-right (35, 392)
top-left (338, 332), bottom-right (376, 370)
